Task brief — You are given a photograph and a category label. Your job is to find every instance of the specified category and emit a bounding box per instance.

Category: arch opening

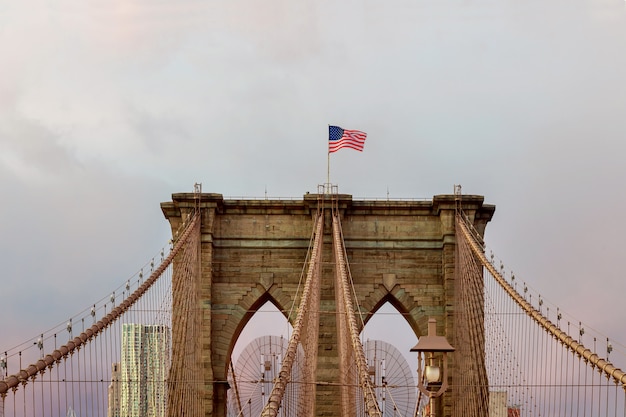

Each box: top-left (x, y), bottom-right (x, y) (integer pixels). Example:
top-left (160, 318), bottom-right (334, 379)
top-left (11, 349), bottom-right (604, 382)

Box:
top-left (360, 301), bottom-right (419, 417)
top-left (231, 300), bottom-right (293, 364)
top-left (227, 301), bottom-right (297, 417)
top-left (362, 301), bottom-right (418, 371)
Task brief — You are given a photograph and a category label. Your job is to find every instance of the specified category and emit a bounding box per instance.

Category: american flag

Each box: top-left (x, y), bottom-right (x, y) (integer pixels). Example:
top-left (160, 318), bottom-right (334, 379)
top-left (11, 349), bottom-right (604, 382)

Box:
top-left (328, 125), bottom-right (367, 153)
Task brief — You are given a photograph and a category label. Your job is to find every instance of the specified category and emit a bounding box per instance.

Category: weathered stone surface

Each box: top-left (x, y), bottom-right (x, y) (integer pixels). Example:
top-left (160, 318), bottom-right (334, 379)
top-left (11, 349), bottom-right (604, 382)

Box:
top-left (162, 192), bottom-right (495, 417)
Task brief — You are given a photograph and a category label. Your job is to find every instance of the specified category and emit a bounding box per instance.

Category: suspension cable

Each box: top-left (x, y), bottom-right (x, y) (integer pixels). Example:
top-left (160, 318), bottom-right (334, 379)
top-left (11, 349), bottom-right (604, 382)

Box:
top-left (332, 213), bottom-right (382, 417)
top-left (0, 213), bottom-right (200, 397)
top-left (456, 211), bottom-right (626, 387)
top-left (260, 210), bottom-right (324, 417)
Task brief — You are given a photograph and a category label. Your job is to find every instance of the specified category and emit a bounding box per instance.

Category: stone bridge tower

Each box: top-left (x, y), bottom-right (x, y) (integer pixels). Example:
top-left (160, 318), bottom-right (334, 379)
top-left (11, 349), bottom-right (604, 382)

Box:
top-left (161, 191), bottom-right (495, 417)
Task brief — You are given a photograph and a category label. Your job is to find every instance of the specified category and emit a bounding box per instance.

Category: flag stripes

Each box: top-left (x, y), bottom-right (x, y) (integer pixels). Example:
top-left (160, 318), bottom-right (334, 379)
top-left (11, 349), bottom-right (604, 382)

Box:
top-left (328, 125), bottom-right (367, 153)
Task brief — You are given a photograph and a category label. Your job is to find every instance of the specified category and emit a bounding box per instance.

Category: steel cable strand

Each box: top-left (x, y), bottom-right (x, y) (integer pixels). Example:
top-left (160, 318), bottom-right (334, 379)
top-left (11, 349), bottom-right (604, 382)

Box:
top-left (465, 267), bottom-right (490, 417)
top-left (489, 269), bottom-right (517, 392)
top-left (536, 312), bottom-right (546, 417)
top-left (489, 264), bottom-right (508, 390)
top-left (456, 257), bottom-right (480, 415)
top-left (168, 213), bottom-right (202, 416)
top-left (508, 280), bottom-right (524, 412)
top-left (298, 246), bottom-right (322, 416)
top-left (454, 258), bottom-right (482, 415)
top-left (456, 229), bottom-right (489, 416)
top-left (482, 273), bottom-right (498, 390)
top-left (297, 217), bottom-right (323, 417)
top-left (261, 213), bottom-right (324, 417)
top-left (335, 259), bottom-right (354, 417)
top-left (464, 269), bottom-right (486, 416)
top-left (333, 218), bottom-right (374, 413)
top-left (286, 208), bottom-right (319, 328)
top-left (168, 220), bottom-right (197, 414)
top-left (453, 240), bottom-right (470, 413)
top-left (454, 241), bottom-right (473, 414)
top-left (458, 213), bottom-right (528, 415)
top-left (545, 320), bottom-right (556, 417)
top-left (456, 215), bottom-right (626, 390)
top-left (333, 213), bottom-right (361, 416)
top-left (334, 213), bottom-right (367, 333)
top-left (332, 215), bottom-right (382, 417)
top-left (383, 386), bottom-right (401, 417)
top-left (0, 213), bottom-right (199, 398)
top-left (460, 240), bottom-right (488, 388)
top-left (192, 225), bottom-right (203, 417)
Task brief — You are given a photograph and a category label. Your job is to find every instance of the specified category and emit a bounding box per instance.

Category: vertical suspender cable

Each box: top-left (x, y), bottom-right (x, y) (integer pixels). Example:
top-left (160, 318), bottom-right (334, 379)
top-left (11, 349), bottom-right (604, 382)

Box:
top-left (456, 213), bottom-right (626, 388)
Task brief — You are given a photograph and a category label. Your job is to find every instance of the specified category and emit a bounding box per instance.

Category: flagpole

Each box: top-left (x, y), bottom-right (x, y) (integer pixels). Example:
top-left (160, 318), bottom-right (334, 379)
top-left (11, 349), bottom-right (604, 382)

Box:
top-left (327, 151), bottom-right (330, 193)
top-left (327, 125), bottom-right (330, 193)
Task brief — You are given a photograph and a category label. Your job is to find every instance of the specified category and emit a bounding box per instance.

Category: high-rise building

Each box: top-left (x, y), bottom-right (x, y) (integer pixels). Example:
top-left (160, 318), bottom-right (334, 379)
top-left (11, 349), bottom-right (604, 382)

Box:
top-left (117, 324), bottom-right (170, 417)
top-left (489, 391), bottom-right (507, 417)
top-left (108, 362), bottom-right (121, 417)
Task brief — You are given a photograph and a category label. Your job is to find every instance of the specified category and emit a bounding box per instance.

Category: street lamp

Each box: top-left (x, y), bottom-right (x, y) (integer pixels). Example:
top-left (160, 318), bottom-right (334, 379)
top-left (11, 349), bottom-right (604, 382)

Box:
top-left (411, 317), bottom-right (455, 417)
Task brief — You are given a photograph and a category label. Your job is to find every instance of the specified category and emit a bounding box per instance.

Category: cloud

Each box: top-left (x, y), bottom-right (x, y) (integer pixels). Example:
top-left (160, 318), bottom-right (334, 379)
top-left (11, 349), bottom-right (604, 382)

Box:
top-left (2, 0), bottom-right (626, 362)
top-left (0, 111), bottom-right (78, 184)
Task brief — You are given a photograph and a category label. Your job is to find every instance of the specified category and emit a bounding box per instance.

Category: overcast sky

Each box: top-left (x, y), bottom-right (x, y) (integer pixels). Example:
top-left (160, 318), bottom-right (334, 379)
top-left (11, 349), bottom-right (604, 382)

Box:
top-left (2, 0), bottom-right (626, 365)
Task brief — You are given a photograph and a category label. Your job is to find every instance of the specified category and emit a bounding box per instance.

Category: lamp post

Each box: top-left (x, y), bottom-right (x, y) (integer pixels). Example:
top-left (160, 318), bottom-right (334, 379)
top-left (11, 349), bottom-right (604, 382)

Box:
top-left (411, 318), bottom-right (455, 417)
